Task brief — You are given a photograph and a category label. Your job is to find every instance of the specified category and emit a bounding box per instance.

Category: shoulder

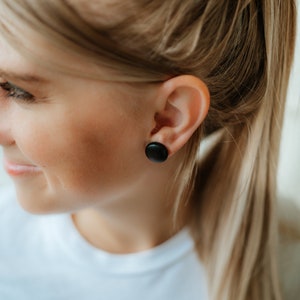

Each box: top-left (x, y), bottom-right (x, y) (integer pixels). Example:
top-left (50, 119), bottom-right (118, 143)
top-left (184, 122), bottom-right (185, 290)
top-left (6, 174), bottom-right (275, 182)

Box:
top-left (278, 198), bottom-right (300, 300)
top-left (0, 183), bottom-right (18, 214)
top-left (0, 184), bottom-right (35, 242)
top-left (0, 183), bottom-right (15, 197)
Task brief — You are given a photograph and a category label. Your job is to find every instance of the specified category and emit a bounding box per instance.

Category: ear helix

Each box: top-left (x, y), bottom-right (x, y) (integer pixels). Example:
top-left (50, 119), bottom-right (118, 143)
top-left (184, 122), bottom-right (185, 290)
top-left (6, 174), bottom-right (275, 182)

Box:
top-left (145, 142), bottom-right (168, 163)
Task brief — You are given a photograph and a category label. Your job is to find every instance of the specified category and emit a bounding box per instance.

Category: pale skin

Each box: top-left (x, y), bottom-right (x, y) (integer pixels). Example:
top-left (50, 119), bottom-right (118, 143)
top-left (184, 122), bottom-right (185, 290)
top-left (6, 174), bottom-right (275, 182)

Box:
top-left (0, 29), bottom-right (210, 254)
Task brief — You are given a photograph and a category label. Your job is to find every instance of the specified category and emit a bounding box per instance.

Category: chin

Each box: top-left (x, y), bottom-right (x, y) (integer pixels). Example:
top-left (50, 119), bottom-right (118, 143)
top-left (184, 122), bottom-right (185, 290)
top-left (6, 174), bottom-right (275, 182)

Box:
top-left (14, 186), bottom-right (63, 215)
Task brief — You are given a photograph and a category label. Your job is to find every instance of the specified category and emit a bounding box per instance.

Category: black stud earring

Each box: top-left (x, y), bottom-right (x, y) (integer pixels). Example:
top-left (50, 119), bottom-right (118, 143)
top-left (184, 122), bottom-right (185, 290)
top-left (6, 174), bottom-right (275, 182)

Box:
top-left (145, 142), bottom-right (168, 163)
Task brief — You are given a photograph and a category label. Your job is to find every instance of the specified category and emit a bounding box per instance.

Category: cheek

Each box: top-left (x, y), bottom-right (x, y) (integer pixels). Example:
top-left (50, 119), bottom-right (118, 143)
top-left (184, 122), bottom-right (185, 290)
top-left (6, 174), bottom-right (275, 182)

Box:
top-left (14, 108), bottom-right (144, 195)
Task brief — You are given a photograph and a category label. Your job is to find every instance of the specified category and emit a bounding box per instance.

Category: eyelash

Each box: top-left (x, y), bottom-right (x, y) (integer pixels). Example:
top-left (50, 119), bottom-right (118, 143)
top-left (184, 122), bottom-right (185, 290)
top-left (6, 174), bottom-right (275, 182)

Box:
top-left (0, 81), bottom-right (35, 103)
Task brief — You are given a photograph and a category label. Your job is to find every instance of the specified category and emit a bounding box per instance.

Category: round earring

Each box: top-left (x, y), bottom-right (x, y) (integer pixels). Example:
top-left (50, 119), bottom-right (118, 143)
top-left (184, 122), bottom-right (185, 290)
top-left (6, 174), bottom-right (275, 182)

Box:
top-left (145, 142), bottom-right (168, 163)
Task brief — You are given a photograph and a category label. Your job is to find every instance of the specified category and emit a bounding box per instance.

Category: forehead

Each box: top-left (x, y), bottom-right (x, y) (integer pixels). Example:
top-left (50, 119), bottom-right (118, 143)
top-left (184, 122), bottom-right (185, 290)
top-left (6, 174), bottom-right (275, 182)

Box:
top-left (0, 25), bottom-right (110, 81)
top-left (0, 0), bottom-right (160, 83)
top-left (0, 36), bottom-right (34, 75)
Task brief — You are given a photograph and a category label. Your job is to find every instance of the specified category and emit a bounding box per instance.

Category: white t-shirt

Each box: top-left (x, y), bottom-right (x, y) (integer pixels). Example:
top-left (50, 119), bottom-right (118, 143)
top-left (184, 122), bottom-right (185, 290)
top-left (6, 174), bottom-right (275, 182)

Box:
top-left (0, 185), bottom-right (208, 300)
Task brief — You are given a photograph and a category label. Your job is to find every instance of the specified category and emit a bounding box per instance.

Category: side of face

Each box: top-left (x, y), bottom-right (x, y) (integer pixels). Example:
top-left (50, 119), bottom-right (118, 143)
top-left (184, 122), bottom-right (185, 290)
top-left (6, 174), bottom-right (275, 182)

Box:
top-left (0, 20), bottom-right (209, 215)
top-left (0, 34), bottom-right (159, 214)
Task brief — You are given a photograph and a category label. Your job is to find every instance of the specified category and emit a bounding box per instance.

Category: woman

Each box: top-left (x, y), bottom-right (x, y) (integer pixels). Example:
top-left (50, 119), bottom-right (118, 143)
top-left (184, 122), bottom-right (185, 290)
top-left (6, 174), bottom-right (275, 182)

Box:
top-left (0, 0), bottom-right (297, 299)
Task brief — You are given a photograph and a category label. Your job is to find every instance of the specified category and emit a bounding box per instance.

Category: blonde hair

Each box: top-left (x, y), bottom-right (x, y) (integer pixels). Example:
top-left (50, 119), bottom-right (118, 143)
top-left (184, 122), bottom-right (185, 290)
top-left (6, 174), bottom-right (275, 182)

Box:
top-left (0, 1), bottom-right (296, 299)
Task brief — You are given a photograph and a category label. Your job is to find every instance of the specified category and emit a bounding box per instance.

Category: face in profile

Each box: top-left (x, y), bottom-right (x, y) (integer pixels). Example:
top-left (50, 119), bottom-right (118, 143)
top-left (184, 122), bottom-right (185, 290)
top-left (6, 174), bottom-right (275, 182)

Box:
top-left (0, 30), bottom-right (158, 215)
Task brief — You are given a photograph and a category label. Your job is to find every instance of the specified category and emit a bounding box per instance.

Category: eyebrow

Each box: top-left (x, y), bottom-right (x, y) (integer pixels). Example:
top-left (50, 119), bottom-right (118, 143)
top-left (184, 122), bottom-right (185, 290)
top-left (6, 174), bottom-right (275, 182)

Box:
top-left (0, 69), bottom-right (48, 83)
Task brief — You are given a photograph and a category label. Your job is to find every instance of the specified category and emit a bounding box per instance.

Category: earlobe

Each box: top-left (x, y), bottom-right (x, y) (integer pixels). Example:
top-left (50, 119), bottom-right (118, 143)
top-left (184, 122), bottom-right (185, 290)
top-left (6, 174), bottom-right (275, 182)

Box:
top-left (148, 75), bottom-right (210, 157)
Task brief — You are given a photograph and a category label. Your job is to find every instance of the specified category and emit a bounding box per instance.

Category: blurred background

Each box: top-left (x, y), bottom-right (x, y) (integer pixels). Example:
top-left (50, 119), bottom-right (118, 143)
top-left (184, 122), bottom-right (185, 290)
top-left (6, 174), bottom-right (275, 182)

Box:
top-left (276, 4), bottom-right (300, 204)
top-left (0, 6), bottom-right (300, 205)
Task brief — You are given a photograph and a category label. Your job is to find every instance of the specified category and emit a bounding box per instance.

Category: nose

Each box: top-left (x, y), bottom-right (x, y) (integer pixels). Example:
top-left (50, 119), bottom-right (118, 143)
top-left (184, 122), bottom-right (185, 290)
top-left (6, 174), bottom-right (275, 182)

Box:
top-left (0, 100), bottom-right (15, 146)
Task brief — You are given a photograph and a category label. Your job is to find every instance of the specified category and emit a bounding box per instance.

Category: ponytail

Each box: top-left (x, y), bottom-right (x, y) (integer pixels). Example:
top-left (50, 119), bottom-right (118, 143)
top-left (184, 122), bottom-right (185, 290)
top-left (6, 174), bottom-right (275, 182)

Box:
top-left (190, 1), bottom-right (296, 299)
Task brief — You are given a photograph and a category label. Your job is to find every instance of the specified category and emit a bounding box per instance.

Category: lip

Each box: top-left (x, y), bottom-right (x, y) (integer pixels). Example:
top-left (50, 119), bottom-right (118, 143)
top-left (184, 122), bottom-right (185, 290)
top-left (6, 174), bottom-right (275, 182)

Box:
top-left (3, 159), bottom-right (42, 177)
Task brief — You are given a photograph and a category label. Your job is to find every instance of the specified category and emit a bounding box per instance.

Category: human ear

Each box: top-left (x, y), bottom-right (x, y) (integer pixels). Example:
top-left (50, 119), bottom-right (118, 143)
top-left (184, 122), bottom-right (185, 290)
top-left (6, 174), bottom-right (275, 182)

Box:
top-left (148, 75), bottom-right (210, 157)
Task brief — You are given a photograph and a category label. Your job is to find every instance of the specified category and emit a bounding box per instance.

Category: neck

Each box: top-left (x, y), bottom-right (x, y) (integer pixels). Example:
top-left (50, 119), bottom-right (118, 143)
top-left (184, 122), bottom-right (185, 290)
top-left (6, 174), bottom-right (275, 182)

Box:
top-left (72, 163), bottom-right (186, 254)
